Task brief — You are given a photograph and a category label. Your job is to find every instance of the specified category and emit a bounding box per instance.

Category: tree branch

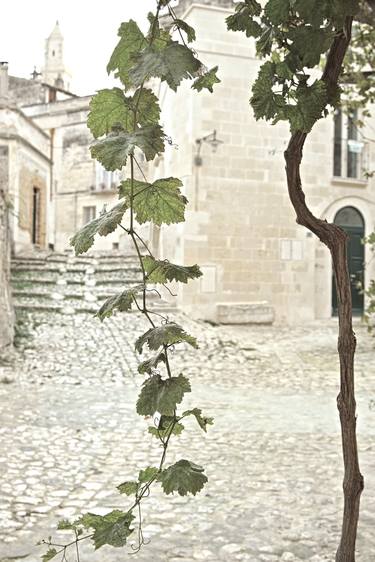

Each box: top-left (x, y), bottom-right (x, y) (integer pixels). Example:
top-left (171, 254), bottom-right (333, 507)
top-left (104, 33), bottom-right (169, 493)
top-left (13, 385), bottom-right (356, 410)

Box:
top-left (284, 16), bottom-right (364, 562)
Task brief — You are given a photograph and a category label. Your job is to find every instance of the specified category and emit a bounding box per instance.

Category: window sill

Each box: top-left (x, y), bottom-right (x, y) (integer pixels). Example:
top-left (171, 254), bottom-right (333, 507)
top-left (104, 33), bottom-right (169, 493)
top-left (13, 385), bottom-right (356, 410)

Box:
top-left (331, 176), bottom-right (368, 187)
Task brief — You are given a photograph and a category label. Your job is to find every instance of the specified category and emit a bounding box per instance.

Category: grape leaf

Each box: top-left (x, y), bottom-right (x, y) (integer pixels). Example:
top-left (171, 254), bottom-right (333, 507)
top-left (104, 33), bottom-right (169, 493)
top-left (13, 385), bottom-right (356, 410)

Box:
top-left (142, 256), bottom-right (202, 284)
top-left (131, 88), bottom-right (161, 127)
top-left (287, 27), bottom-right (333, 68)
top-left (107, 20), bottom-right (146, 88)
top-left (87, 88), bottom-right (133, 138)
top-left (138, 466), bottom-right (159, 483)
top-left (136, 373), bottom-right (191, 416)
top-left (192, 66), bottom-right (221, 93)
top-left (95, 286), bottom-right (143, 321)
top-left (264, 0), bottom-right (291, 25)
top-left (135, 323), bottom-right (198, 353)
top-left (173, 19), bottom-right (196, 43)
top-left (90, 125), bottom-right (165, 171)
top-left (251, 61), bottom-right (279, 121)
top-left (182, 408), bottom-right (214, 432)
top-left (148, 421), bottom-right (184, 438)
top-left (77, 510), bottom-right (135, 549)
top-left (120, 177), bottom-right (187, 225)
top-left (130, 42), bottom-right (202, 92)
top-left (117, 481), bottom-right (139, 496)
top-left (42, 549), bottom-right (58, 562)
top-left (138, 351), bottom-right (166, 374)
top-left (158, 459), bottom-right (208, 496)
top-left (70, 201), bottom-right (128, 255)
top-left (226, 2), bottom-right (262, 37)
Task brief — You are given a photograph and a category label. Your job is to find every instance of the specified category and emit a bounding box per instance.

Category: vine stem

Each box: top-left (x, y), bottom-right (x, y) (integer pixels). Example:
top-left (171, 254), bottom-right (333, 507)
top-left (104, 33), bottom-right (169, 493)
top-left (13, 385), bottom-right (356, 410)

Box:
top-left (284, 16), bottom-right (363, 562)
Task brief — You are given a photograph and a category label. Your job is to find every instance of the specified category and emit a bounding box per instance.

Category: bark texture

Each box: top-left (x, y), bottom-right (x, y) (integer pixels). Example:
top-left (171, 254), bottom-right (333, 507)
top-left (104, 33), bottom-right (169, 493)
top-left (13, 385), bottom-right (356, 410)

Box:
top-left (284, 17), bottom-right (364, 562)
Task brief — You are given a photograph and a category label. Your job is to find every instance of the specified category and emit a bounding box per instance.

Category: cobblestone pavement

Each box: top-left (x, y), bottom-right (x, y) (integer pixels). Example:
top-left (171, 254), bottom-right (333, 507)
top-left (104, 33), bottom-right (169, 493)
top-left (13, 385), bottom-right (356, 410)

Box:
top-left (0, 311), bottom-right (375, 562)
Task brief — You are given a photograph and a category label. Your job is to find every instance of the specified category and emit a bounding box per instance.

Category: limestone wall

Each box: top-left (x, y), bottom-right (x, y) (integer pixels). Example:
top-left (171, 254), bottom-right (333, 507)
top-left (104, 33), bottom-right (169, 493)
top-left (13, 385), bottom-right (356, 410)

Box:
top-left (0, 145), bottom-right (14, 350)
top-left (154, 3), bottom-right (375, 324)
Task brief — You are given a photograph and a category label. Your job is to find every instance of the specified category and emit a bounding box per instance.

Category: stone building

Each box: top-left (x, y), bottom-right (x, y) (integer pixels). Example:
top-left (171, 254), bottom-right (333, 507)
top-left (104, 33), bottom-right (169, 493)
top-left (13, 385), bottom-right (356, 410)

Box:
top-left (1, 2), bottom-right (375, 325)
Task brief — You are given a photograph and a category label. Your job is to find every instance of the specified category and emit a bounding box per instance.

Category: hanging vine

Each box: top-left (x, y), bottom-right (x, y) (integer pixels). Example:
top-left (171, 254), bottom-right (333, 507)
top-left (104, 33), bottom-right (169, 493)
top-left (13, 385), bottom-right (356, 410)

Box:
top-left (40, 2), bottom-right (220, 560)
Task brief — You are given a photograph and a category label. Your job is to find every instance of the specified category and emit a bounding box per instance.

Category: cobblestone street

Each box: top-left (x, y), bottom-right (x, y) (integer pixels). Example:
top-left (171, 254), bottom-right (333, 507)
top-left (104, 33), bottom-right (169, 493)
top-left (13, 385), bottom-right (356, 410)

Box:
top-left (1, 311), bottom-right (375, 562)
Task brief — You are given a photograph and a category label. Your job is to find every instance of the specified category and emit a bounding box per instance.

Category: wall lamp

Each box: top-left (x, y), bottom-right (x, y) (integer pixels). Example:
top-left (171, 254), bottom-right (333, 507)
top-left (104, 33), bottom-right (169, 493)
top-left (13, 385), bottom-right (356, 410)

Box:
top-left (194, 129), bottom-right (224, 166)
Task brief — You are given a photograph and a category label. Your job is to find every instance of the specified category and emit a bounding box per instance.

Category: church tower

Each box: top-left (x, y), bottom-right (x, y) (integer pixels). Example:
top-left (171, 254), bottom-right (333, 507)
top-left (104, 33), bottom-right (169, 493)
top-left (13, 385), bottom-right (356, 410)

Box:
top-left (42, 22), bottom-right (71, 91)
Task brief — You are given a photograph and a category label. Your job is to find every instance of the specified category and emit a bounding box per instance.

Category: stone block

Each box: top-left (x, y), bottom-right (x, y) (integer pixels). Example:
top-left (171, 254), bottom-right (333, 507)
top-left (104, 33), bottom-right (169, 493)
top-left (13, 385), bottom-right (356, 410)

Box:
top-left (216, 301), bottom-right (275, 325)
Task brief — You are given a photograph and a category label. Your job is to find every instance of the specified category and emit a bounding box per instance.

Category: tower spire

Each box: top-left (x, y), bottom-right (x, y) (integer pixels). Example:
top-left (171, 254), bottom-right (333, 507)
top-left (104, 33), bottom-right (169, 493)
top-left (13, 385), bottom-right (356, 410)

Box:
top-left (42, 21), bottom-right (72, 91)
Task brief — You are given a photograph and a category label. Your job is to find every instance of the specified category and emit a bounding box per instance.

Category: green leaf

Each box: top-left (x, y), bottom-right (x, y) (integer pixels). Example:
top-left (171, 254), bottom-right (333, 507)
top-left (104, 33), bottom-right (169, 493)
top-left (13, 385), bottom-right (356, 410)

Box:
top-left (107, 20), bottom-right (146, 88)
top-left (288, 27), bottom-right (333, 68)
top-left (95, 286), bottom-right (142, 321)
top-left (226, 1), bottom-right (262, 37)
top-left (70, 201), bottom-right (128, 255)
top-left (158, 459), bottom-right (208, 496)
top-left (148, 420), bottom-right (184, 438)
top-left (138, 351), bottom-right (166, 374)
top-left (77, 510), bottom-right (134, 549)
top-left (173, 19), bottom-right (196, 42)
top-left (182, 408), bottom-right (214, 432)
top-left (131, 88), bottom-right (161, 127)
top-left (42, 549), bottom-right (58, 562)
top-left (117, 481), bottom-right (139, 496)
top-left (138, 466), bottom-right (159, 483)
top-left (120, 177), bottom-right (187, 225)
top-left (251, 61), bottom-right (278, 121)
top-left (57, 519), bottom-right (75, 530)
top-left (87, 88), bottom-right (133, 138)
top-left (256, 24), bottom-right (276, 56)
top-left (90, 125), bottom-right (165, 170)
top-left (192, 66), bottom-right (221, 93)
top-left (265, 0), bottom-right (291, 24)
top-left (135, 323), bottom-right (198, 353)
top-left (142, 256), bottom-right (202, 284)
top-left (130, 42), bottom-right (202, 92)
top-left (136, 373), bottom-right (191, 416)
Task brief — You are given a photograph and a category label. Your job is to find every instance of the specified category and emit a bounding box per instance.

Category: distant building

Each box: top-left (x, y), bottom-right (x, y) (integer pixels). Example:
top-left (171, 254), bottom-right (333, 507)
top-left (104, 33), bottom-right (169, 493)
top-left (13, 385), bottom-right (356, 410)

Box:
top-left (0, 2), bottom-right (374, 324)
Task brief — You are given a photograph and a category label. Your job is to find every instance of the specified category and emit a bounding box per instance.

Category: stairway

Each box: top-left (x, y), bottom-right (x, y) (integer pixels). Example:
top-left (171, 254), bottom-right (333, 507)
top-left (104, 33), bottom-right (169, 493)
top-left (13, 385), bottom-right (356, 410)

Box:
top-left (11, 252), bottom-right (175, 314)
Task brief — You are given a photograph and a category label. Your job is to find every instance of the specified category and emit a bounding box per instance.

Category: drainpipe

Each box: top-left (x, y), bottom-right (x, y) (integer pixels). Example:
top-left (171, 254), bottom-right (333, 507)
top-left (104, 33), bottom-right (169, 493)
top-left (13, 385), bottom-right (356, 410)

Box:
top-left (0, 62), bottom-right (9, 105)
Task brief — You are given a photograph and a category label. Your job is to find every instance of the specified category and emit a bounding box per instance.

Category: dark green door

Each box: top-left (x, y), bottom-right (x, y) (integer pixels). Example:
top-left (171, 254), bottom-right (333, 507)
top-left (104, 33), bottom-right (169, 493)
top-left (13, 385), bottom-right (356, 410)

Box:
top-left (332, 206), bottom-right (364, 316)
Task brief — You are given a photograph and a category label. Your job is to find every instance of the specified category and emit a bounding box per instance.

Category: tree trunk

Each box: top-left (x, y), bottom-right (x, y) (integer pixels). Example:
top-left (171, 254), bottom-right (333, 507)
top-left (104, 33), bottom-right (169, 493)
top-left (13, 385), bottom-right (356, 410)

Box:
top-left (283, 18), bottom-right (364, 561)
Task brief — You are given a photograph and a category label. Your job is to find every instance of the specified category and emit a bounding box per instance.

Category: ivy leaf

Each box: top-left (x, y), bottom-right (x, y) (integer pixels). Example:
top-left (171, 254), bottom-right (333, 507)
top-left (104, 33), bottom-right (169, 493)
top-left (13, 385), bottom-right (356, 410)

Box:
top-left (70, 201), bottom-right (128, 255)
top-left (117, 481), bottom-right (139, 496)
top-left (158, 459), bottom-right (208, 496)
top-left (130, 42), bottom-right (202, 92)
top-left (107, 20), bottom-right (146, 88)
top-left (136, 373), bottom-right (191, 416)
top-left (120, 177), bottom-right (187, 225)
top-left (142, 256), bottom-right (202, 284)
top-left (264, 0), bottom-right (291, 25)
top-left (95, 286), bottom-right (142, 321)
top-left (77, 510), bottom-right (135, 549)
top-left (42, 549), bottom-right (58, 562)
top-left (90, 125), bottom-right (165, 170)
top-left (192, 66), bottom-right (221, 93)
top-left (135, 323), bottom-right (198, 353)
top-left (173, 19), bottom-right (196, 42)
top-left (138, 351), bottom-right (166, 374)
top-left (131, 88), bottom-right (161, 127)
top-left (138, 466), bottom-right (159, 483)
top-left (87, 88), bottom-right (133, 138)
top-left (182, 408), bottom-right (214, 432)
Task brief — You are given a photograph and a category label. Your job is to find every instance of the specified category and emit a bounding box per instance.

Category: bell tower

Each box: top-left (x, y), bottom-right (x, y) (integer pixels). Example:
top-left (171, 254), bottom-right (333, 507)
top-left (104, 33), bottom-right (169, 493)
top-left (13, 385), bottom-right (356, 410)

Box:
top-left (42, 21), bottom-right (71, 91)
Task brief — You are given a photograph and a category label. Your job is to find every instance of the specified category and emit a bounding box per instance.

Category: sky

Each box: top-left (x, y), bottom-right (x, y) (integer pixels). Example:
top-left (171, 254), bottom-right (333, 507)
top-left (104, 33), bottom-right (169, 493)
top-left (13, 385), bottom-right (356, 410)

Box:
top-left (1, 0), bottom-right (159, 96)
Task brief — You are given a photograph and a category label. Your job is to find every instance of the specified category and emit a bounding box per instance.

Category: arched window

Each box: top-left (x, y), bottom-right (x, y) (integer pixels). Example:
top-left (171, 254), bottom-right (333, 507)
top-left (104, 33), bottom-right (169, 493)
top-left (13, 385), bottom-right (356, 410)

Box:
top-left (334, 206), bottom-right (364, 229)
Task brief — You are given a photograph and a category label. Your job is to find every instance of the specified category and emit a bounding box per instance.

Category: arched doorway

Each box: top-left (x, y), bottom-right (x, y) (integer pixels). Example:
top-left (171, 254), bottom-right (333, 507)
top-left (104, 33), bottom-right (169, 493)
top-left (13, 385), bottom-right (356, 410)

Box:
top-left (332, 206), bottom-right (365, 315)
